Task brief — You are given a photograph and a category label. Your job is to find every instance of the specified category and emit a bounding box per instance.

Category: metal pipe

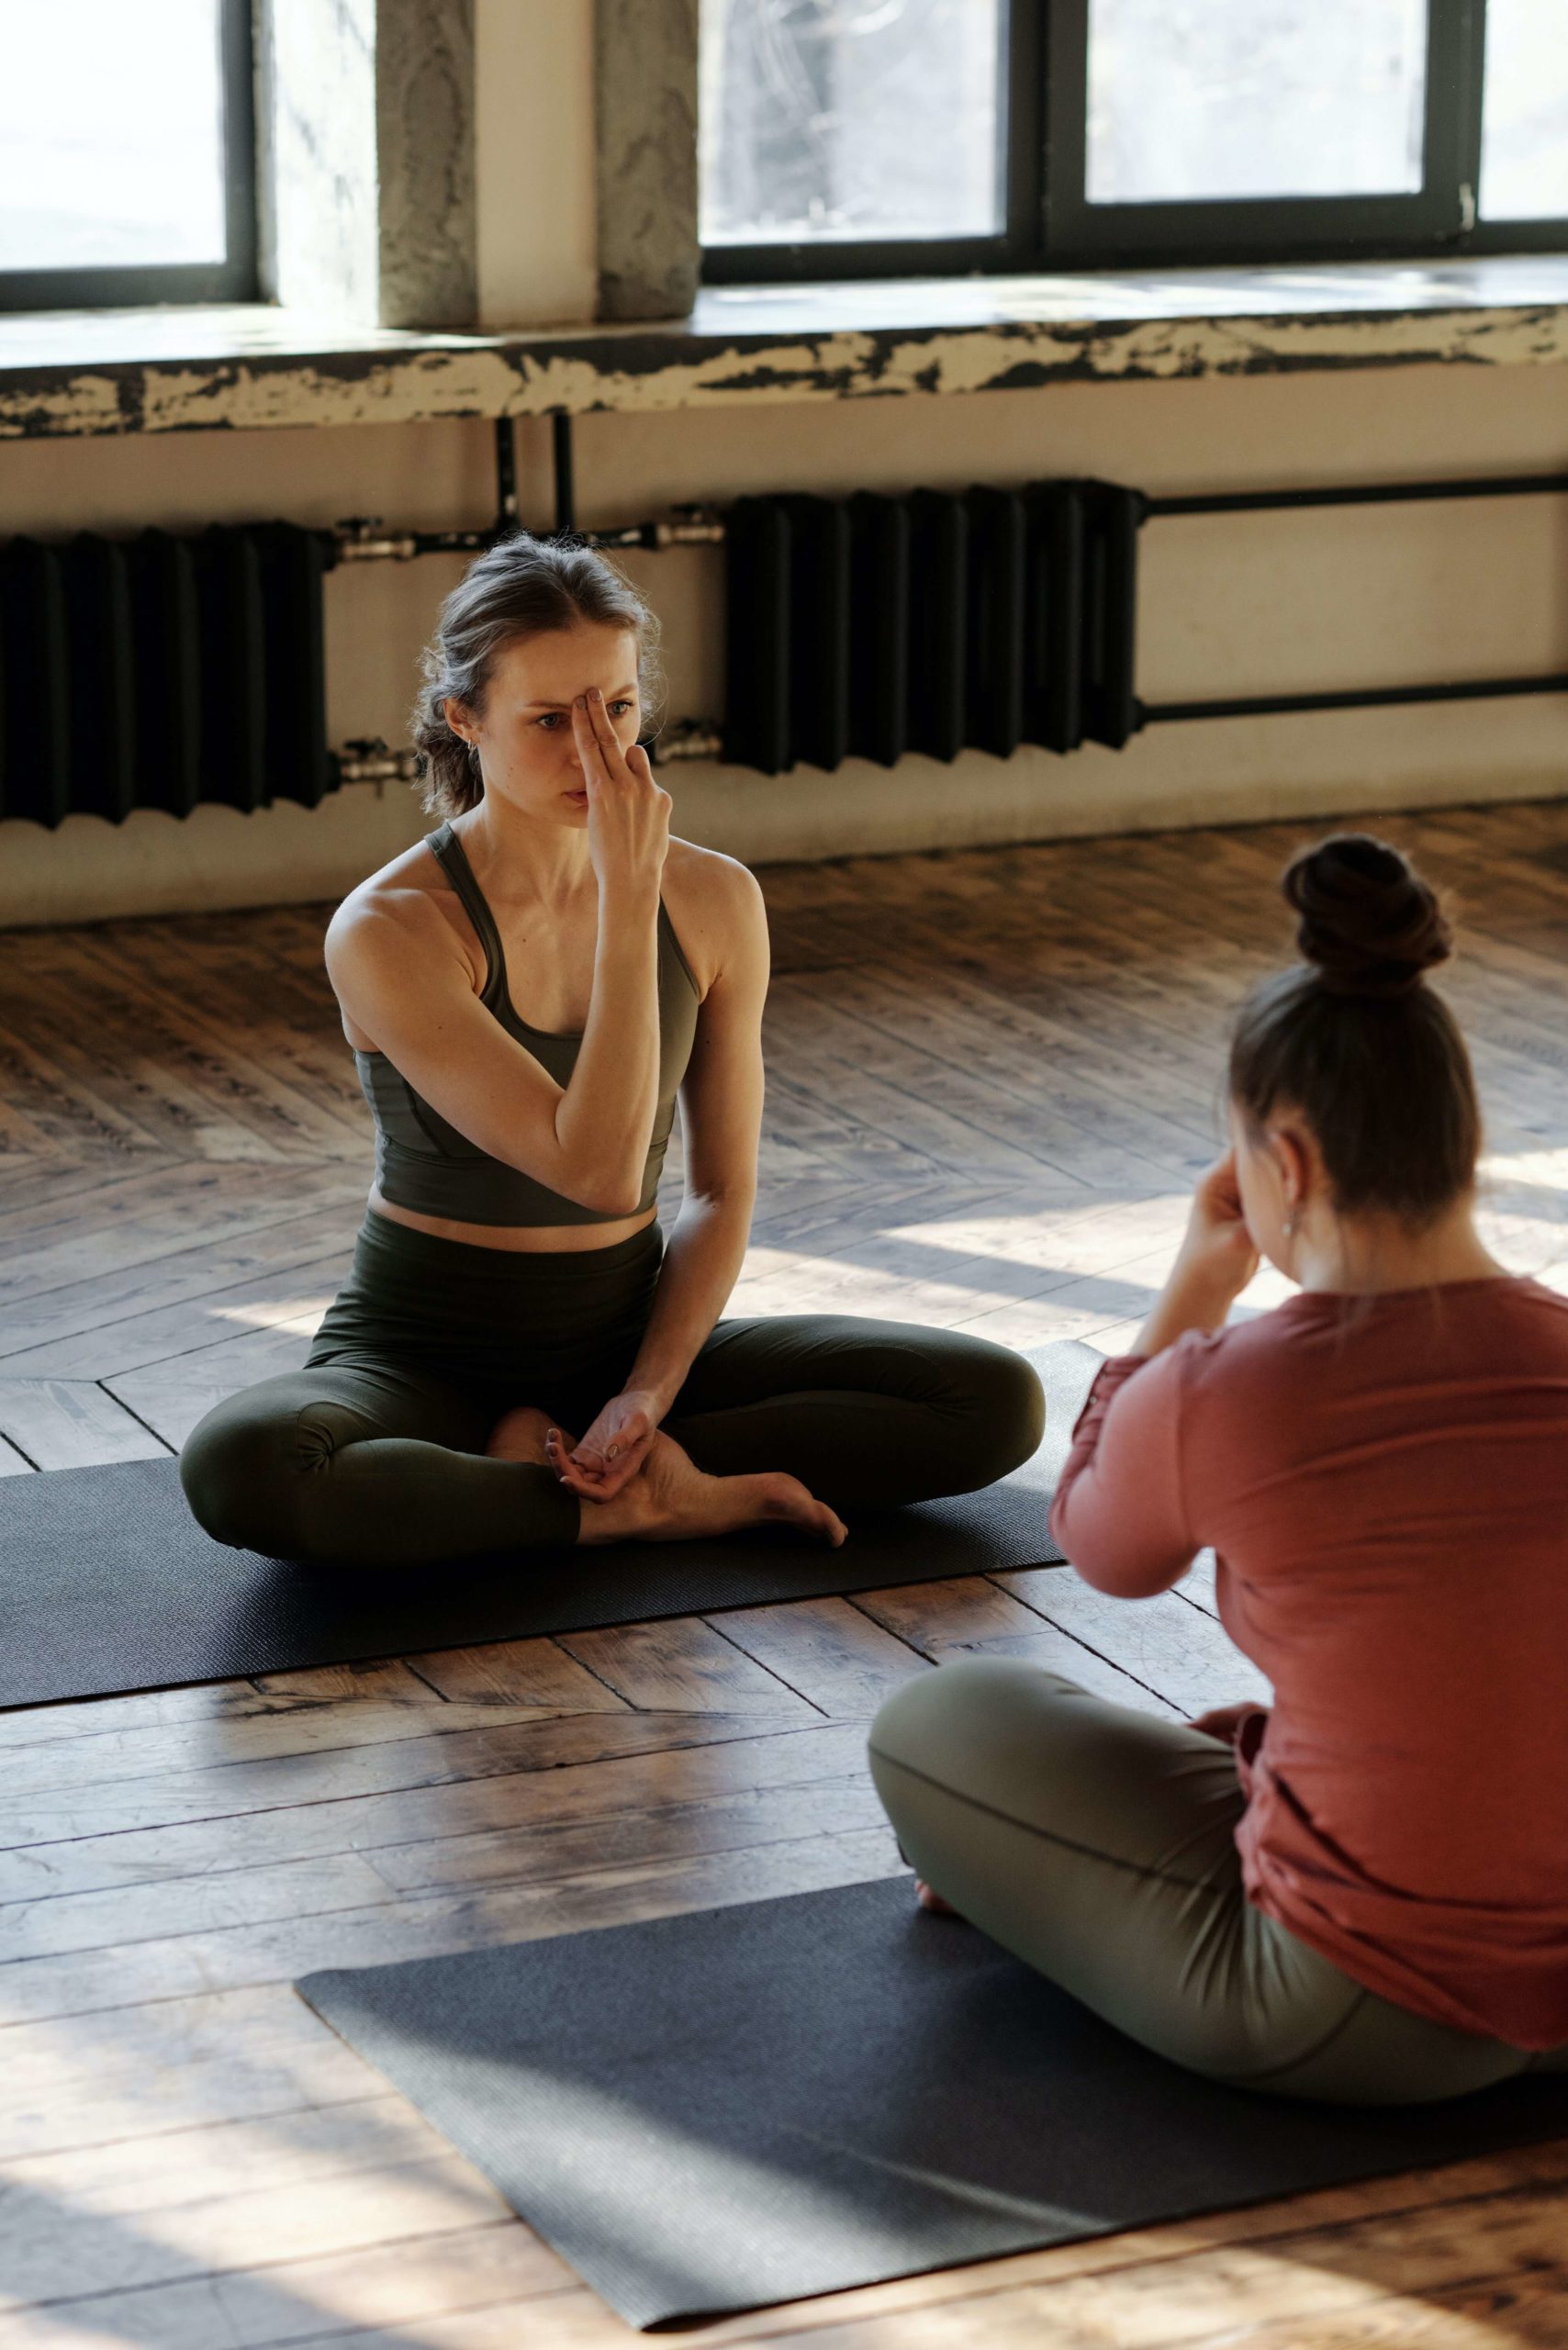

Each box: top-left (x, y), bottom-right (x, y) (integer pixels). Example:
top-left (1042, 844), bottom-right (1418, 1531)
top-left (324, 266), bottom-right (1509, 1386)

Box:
top-left (338, 720), bottom-right (729, 781)
top-left (333, 471), bottom-right (1568, 560)
top-left (588, 507), bottom-right (729, 552)
top-left (650, 508), bottom-right (728, 547)
top-left (1146, 472), bottom-right (1568, 519)
top-left (333, 515), bottom-right (728, 562)
top-left (340, 666), bottom-right (1568, 772)
top-left (651, 721), bottom-right (725, 762)
top-left (553, 413), bottom-right (577, 535)
top-left (407, 529), bottom-right (497, 556)
top-left (338, 738), bottom-right (422, 784)
top-left (1141, 673), bottom-right (1568, 724)
top-left (334, 520), bottom-right (420, 563)
top-left (335, 519), bottom-right (494, 563)
top-left (494, 416), bottom-right (520, 536)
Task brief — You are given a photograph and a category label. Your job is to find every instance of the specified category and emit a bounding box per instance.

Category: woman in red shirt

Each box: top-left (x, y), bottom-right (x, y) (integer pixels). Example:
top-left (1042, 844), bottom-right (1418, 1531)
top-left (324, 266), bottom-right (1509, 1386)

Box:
top-left (869, 833), bottom-right (1568, 2102)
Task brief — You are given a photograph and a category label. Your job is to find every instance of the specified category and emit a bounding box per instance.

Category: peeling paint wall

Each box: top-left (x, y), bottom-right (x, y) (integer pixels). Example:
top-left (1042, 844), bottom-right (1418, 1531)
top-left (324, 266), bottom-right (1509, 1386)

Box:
top-left (6, 292), bottom-right (1568, 443)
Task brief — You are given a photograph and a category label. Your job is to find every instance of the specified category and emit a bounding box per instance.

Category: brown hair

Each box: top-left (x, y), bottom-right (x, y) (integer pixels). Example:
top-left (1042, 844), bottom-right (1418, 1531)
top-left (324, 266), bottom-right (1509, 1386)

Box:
top-left (1228, 833), bottom-right (1481, 1225)
top-left (411, 533), bottom-right (663, 818)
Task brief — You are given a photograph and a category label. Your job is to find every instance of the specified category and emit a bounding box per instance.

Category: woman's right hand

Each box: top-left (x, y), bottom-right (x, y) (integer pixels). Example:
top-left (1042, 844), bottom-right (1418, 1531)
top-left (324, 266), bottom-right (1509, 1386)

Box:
top-left (1171, 1150), bottom-right (1260, 1309)
top-left (572, 687), bottom-right (671, 897)
top-left (1132, 1151), bottom-right (1260, 1359)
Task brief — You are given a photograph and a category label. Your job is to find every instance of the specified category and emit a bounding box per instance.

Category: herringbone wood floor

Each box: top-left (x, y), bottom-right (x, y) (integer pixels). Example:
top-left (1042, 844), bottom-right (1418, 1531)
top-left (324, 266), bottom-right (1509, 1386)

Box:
top-left (3, 800), bottom-right (1568, 2346)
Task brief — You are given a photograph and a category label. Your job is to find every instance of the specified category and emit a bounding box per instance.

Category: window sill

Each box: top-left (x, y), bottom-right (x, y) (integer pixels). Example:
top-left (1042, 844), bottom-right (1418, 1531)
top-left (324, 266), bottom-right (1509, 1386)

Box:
top-left (3, 254), bottom-right (1566, 442)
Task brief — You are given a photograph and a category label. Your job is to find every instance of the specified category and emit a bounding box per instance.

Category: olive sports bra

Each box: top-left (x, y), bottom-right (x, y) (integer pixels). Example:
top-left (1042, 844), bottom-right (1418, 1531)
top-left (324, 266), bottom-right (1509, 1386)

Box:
top-left (352, 822), bottom-right (700, 1226)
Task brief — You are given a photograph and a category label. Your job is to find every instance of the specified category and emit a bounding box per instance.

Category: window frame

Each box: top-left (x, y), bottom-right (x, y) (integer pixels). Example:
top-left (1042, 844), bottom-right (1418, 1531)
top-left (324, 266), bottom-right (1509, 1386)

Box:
top-left (1043, 0), bottom-right (1473, 268)
top-left (0, 0), bottom-right (257, 314)
top-left (700, 0), bottom-right (1568, 285)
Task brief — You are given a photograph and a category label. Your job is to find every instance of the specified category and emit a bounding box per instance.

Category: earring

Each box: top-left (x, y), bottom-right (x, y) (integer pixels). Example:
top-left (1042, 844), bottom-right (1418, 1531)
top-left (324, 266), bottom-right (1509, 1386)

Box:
top-left (1282, 1211), bottom-right (1297, 1240)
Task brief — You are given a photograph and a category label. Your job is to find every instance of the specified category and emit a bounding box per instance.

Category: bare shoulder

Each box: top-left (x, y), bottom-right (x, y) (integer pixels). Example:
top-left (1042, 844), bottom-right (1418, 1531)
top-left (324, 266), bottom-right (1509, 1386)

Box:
top-left (323, 836), bottom-right (475, 1043)
top-left (327, 836), bottom-right (465, 966)
top-left (663, 835), bottom-right (766, 918)
top-left (661, 836), bottom-right (768, 996)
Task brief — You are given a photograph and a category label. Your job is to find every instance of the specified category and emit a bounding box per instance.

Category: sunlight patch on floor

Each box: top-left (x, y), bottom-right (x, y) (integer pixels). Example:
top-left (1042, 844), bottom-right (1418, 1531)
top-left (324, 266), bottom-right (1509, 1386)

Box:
top-left (207, 1299), bottom-right (335, 1329)
top-left (883, 1196), bottom-right (1191, 1270)
top-left (1481, 1146), bottom-right (1568, 1191)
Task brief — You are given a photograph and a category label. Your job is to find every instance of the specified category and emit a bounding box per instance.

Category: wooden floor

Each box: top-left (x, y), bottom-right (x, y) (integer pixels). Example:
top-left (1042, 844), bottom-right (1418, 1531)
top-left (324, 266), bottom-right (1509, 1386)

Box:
top-left (5, 800), bottom-right (1568, 2347)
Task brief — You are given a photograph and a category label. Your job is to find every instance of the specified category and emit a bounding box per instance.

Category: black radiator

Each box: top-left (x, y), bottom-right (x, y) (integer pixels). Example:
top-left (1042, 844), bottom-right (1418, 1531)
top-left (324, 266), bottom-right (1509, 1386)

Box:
top-left (0, 523), bottom-right (339, 829)
top-left (722, 481), bottom-right (1142, 776)
top-left (10, 432), bottom-right (1561, 819)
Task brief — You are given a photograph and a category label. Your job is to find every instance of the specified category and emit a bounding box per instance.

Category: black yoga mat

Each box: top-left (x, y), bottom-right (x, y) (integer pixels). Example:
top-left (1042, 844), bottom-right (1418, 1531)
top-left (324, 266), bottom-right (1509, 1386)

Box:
top-left (299, 1874), bottom-right (1568, 2331)
top-left (0, 1339), bottom-right (1098, 1712)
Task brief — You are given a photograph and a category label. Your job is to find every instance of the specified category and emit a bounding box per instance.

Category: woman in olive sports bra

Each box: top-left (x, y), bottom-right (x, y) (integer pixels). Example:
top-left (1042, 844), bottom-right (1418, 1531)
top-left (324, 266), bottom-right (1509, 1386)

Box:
top-left (180, 535), bottom-right (1045, 1567)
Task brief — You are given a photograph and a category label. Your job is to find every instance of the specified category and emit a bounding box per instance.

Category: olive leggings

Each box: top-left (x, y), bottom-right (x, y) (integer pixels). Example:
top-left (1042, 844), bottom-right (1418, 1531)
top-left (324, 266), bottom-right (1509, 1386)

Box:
top-left (180, 1212), bottom-right (1046, 1567)
top-left (868, 1659), bottom-right (1568, 2106)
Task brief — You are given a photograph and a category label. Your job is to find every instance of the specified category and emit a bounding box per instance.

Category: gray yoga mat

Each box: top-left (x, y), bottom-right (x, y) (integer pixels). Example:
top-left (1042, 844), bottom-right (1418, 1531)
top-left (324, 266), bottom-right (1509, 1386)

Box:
top-left (0, 1339), bottom-right (1098, 1712)
top-left (299, 1874), bottom-right (1568, 2331)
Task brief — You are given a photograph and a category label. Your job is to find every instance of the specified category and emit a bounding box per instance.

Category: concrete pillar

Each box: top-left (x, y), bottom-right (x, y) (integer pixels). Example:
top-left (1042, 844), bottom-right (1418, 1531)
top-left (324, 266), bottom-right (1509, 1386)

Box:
top-left (594, 0), bottom-right (699, 320)
top-left (257, 0), bottom-right (477, 329)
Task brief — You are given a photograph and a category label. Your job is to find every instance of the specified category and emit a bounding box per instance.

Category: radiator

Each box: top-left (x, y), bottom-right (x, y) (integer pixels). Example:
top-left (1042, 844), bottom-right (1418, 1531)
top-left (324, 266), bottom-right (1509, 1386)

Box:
top-left (722, 481), bottom-right (1142, 776)
top-left (12, 445), bottom-right (1556, 819)
top-left (0, 523), bottom-right (339, 829)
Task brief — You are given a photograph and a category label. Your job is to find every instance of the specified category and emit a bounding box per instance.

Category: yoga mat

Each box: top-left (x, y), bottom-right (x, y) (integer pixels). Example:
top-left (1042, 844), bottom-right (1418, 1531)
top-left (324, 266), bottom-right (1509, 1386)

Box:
top-left (0, 1339), bottom-right (1098, 1711)
top-left (299, 1874), bottom-right (1568, 2330)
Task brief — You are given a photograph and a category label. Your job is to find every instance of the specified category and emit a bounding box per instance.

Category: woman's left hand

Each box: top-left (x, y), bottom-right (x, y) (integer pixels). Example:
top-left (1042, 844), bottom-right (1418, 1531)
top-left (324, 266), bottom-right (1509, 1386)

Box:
top-left (546, 1387), bottom-right (664, 1502)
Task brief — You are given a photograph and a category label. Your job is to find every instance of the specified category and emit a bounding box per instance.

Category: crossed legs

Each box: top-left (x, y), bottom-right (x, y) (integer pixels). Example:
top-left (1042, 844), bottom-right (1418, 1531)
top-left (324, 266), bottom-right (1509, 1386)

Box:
top-left (180, 1315), bottom-right (1045, 1568)
top-left (869, 1658), bottom-right (1568, 2105)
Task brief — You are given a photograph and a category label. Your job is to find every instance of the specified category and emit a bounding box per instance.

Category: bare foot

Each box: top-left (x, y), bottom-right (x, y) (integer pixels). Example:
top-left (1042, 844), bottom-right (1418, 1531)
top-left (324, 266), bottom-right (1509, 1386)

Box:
top-left (915, 1878), bottom-right (959, 1916)
top-left (485, 1405), bottom-right (578, 1465)
top-left (576, 1428), bottom-right (846, 1550)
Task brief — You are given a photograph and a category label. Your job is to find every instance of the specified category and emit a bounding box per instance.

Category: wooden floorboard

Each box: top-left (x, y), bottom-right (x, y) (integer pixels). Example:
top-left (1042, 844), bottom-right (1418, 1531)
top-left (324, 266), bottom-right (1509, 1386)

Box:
top-left (3, 803), bottom-right (1566, 2344)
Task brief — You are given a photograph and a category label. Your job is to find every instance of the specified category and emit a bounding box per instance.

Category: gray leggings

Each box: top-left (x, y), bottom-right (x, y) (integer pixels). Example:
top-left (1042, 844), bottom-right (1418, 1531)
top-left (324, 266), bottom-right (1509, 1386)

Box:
top-left (180, 1213), bottom-right (1045, 1567)
top-left (868, 1659), bottom-right (1568, 2105)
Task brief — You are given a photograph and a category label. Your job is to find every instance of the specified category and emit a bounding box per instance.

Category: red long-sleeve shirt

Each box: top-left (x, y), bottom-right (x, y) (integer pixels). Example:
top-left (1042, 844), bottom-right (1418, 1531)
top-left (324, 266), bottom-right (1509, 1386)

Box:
top-left (1048, 1277), bottom-right (1568, 2049)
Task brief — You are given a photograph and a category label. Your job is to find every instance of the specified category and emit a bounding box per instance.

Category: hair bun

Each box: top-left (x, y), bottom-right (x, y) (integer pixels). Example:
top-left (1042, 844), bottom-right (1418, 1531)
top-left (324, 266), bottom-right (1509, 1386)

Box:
top-left (1282, 834), bottom-right (1451, 998)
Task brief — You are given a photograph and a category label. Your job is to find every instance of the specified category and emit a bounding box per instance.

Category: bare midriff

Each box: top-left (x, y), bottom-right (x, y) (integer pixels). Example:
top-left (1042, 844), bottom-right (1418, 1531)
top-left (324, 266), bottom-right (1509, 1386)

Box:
top-left (364, 1186), bottom-right (658, 1254)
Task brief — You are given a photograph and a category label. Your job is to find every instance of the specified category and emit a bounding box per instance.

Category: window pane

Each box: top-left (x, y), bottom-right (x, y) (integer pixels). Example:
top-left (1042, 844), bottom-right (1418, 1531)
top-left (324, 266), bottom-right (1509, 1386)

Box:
top-left (1480, 0), bottom-right (1568, 219)
top-left (700, 0), bottom-right (1004, 245)
top-left (0, 0), bottom-right (227, 272)
top-left (1087, 0), bottom-right (1428, 204)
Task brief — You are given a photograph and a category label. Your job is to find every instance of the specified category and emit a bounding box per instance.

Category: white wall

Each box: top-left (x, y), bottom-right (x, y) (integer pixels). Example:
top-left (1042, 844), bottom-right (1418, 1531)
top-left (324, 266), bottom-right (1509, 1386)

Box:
top-left (2, 0), bottom-right (1564, 927)
top-left (474, 0), bottom-right (597, 329)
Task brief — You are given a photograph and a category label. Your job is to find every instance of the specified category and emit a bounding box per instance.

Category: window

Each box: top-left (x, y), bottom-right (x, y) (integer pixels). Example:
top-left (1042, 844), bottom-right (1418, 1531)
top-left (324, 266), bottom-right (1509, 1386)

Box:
top-left (0, 0), bottom-right (255, 310)
top-left (700, 0), bottom-right (1010, 250)
top-left (699, 0), bottom-right (1568, 281)
top-left (1479, 0), bottom-right (1568, 220)
top-left (700, 0), bottom-right (1038, 275)
top-left (1083, 2), bottom-right (1428, 205)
